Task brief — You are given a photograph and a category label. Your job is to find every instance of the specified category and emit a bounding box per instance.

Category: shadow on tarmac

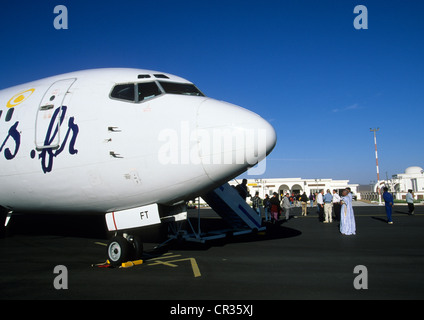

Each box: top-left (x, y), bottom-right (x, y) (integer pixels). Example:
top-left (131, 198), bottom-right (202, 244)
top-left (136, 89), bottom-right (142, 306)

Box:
top-left (2, 212), bottom-right (302, 255)
top-left (161, 217), bottom-right (302, 252)
top-left (3, 212), bottom-right (109, 239)
top-left (371, 216), bottom-right (388, 223)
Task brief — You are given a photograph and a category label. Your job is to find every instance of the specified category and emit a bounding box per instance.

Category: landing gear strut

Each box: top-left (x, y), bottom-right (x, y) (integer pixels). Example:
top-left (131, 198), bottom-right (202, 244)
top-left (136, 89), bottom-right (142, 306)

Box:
top-left (106, 234), bottom-right (143, 267)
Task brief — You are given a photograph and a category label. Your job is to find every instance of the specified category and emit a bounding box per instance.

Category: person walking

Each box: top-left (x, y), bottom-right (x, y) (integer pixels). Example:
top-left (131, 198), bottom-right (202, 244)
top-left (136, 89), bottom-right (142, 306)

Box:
top-left (382, 187), bottom-right (394, 224)
top-left (406, 189), bottom-right (415, 216)
top-left (235, 179), bottom-right (250, 201)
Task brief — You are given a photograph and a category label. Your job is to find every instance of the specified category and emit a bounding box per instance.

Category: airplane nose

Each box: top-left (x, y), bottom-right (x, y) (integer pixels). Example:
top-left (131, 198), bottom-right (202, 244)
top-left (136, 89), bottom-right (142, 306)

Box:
top-left (196, 99), bottom-right (277, 182)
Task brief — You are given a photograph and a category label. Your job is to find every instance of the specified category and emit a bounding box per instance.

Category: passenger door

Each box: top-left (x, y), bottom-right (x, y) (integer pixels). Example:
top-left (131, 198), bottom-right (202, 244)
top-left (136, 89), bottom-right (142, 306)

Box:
top-left (35, 78), bottom-right (76, 150)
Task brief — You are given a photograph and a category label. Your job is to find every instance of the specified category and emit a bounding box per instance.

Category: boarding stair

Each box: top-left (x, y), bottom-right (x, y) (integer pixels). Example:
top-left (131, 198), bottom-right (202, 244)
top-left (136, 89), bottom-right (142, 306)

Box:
top-left (162, 182), bottom-right (264, 246)
top-left (202, 182), bottom-right (263, 231)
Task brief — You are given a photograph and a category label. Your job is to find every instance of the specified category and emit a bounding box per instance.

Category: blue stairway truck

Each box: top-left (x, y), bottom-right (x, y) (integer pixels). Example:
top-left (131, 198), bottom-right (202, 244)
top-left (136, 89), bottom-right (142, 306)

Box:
top-left (202, 183), bottom-right (262, 230)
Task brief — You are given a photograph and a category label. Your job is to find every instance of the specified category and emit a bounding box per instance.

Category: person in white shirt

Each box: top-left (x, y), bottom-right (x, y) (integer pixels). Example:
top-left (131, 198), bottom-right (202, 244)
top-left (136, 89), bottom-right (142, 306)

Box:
top-left (406, 189), bottom-right (415, 215)
top-left (332, 189), bottom-right (341, 221)
top-left (316, 190), bottom-right (324, 222)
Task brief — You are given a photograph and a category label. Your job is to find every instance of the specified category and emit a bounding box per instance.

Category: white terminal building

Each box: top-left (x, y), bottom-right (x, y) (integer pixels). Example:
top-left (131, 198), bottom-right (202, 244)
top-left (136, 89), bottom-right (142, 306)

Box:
top-left (228, 177), bottom-right (359, 199)
top-left (374, 166), bottom-right (424, 200)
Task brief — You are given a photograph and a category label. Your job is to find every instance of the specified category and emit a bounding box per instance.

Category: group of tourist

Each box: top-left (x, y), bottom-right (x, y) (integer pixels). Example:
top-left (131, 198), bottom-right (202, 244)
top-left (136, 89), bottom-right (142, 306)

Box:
top-left (235, 179), bottom-right (416, 236)
top-left (236, 178), bottom-right (356, 235)
top-left (314, 188), bottom-right (356, 235)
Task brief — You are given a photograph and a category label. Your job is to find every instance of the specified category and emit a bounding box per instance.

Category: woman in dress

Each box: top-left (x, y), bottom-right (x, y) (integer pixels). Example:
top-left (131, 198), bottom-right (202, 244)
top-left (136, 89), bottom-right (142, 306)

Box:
top-left (340, 189), bottom-right (356, 235)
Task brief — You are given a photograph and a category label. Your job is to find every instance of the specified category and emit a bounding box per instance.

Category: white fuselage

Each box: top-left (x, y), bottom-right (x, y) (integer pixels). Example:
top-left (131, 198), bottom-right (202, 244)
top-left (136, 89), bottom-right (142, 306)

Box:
top-left (0, 68), bottom-right (276, 214)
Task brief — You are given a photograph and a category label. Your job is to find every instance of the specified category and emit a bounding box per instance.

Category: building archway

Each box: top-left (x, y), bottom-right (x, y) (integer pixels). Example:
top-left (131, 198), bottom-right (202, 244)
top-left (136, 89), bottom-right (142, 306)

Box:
top-left (291, 184), bottom-right (303, 195)
top-left (278, 184), bottom-right (290, 197)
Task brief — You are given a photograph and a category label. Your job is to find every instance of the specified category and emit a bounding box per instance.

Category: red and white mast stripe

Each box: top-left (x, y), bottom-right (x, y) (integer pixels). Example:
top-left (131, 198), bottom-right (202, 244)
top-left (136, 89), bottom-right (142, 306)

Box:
top-left (370, 128), bottom-right (382, 205)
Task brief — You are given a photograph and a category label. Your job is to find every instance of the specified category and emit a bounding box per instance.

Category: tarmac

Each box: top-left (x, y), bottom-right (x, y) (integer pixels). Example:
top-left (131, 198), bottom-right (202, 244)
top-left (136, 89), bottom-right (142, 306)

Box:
top-left (0, 202), bottom-right (423, 301)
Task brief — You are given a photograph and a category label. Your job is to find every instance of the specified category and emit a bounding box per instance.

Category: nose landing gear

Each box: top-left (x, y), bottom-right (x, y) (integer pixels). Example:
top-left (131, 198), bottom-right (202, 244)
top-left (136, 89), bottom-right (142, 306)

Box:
top-left (106, 234), bottom-right (143, 267)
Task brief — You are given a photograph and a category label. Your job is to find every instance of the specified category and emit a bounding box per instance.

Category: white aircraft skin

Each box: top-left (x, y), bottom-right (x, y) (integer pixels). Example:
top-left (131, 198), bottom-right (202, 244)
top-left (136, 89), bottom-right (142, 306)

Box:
top-left (0, 68), bottom-right (277, 216)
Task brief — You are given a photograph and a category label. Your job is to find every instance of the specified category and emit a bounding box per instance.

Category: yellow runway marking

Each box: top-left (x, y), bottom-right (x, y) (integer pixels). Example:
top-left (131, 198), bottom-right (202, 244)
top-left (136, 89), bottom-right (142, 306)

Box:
top-left (93, 245), bottom-right (201, 276)
top-left (188, 258), bottom-right (201, 278)
top-left (148, 254), bottom-right (182, 261)
top-left (147, 253), bottom-right (201, 278)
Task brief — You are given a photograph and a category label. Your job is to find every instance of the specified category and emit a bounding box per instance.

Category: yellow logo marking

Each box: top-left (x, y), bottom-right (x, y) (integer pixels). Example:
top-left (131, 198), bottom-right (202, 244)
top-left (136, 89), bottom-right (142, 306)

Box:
top-left (6, 88), bottom-right (35, 108)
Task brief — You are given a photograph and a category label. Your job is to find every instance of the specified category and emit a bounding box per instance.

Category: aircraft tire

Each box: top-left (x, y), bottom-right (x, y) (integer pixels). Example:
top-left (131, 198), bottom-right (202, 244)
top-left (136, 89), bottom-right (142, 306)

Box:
top-left (130, 235), bottom-right (144, 260)
top-left (107, 236), bottom-right (130, 267)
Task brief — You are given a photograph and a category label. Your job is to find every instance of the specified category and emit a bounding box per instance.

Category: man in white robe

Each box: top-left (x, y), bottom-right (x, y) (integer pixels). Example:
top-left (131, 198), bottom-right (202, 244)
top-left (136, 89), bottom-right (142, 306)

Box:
top-left (340, 189), bottom-right (356, 235)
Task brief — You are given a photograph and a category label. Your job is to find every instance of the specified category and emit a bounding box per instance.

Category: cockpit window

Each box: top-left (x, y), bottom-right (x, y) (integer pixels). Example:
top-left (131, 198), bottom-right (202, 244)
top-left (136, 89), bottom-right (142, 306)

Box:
top-left (110, 84), bottom-right (135, 101)
top-left (158, 81), bottom-right (205, 96)
top-left (138, 82), bottom-right (162, 102)
top-left (110, 81), bottom-right (205, 103)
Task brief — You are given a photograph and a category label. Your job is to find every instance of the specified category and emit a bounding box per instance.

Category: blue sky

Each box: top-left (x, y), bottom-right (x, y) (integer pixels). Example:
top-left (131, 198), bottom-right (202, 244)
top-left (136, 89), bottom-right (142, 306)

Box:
top-left (1, 0), bottom-right (423, 184)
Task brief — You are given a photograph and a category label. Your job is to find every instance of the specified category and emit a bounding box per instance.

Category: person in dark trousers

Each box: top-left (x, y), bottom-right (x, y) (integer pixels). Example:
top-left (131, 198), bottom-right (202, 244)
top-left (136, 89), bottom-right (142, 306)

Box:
top-left (300, 192), bottom-right (308, 216)
top-left (406, 189), bottom-right (415, 215)
top-left (382, 187), bottom-right (394, 224)
top-left (316, 190), bottom-right (324, 222)
top-left (251, 191), bottom-right (262, 217)
top-left (332, 189), bottom-right (341, 221)
top-left (263, 194), bottom-right (271, 222)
